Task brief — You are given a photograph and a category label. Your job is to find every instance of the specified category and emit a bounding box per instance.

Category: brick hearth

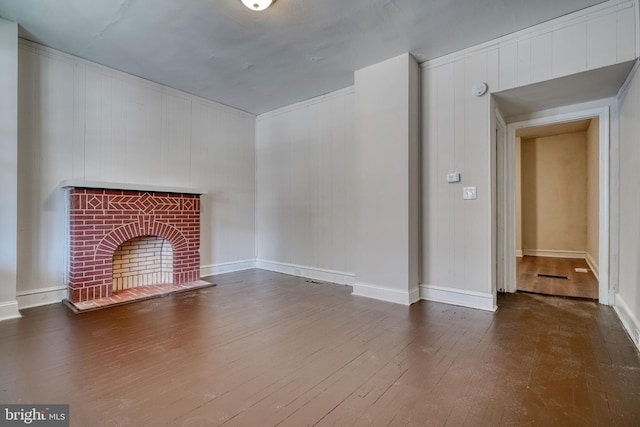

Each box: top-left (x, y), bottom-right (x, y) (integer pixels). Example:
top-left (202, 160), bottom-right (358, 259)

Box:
top-left (66, 187), bottom-right (202, 303)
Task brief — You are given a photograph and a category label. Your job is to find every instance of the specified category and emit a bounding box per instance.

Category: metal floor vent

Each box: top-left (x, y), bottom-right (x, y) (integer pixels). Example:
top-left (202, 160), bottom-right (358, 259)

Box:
top-left (537, 274), bottom-right (569, 279)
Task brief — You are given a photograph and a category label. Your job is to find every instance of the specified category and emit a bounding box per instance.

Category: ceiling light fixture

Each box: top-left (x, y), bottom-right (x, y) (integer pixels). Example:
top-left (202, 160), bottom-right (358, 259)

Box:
top-left (241, 0), bottom-right (273, 11)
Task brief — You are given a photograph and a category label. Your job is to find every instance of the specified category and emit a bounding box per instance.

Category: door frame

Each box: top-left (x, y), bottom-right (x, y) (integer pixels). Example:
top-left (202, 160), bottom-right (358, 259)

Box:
top-left (497, 106), bottom-right (611, 304)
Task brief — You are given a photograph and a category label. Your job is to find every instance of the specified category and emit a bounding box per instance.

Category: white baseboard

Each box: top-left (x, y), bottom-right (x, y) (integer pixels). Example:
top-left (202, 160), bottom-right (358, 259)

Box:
top-left (516, 250), bottom-right (523, 258)
top-left (0, 300), bottom-right (21, 321)
top-left (200, 260), bottom-right (257, 277)
top-left (419, 284), bottom-right (497, 312)
top-left (352, 282), bottom-right (420, 306)
top-left (585, 252), bottom-right (599, 280)
top-left (613, 293), bottom-right (640, 352)
top-left (256, 259), bottom-right (355, 286)
top-left (16, 286), bottom-right (68, 309)
top-left (522, 249), bottom-right (586, 259)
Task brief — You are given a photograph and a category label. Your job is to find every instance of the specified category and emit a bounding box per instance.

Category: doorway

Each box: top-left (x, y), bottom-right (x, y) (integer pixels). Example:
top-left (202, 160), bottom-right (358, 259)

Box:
top-left (496, 106), bottom-right (611, 304)
top-left (514, 119), bottom-right (600, 299)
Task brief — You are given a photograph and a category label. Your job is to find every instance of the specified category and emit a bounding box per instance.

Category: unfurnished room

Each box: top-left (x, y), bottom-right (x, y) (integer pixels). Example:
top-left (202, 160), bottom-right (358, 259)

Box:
top-left (1, 1), bottom-right (640, 426)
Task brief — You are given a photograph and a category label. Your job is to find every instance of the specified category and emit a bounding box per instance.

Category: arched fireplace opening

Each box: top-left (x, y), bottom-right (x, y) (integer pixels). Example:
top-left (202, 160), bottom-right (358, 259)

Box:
top-left (112, 236), bottom-right (174, 292)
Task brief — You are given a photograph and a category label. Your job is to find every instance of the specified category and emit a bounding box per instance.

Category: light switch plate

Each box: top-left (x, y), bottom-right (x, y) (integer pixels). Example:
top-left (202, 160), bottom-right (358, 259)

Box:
top-left (463, 187), bottom-right (477, 200)
top-left (447, 172), bottom-right (461, 183)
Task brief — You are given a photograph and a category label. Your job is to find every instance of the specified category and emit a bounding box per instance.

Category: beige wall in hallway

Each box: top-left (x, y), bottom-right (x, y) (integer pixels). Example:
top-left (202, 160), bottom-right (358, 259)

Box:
top-left (521, 132), bottom-right (587, 252)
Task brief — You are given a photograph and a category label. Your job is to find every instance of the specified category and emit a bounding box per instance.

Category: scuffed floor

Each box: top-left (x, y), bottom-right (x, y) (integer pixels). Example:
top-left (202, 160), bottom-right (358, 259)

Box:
top-left (1, 269), bottom-right (638, 426)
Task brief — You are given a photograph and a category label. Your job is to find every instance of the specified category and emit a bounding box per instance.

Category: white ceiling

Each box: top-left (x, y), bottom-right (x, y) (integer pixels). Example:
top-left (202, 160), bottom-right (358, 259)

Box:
top-left (494, 60), bottom-right (636, 119)
top-left (0, 0), bottom-right (608, 114)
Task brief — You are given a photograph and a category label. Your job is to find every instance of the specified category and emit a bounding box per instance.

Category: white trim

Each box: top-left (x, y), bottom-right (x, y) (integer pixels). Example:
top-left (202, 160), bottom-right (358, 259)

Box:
top-left (522, 250), bottom-right (586, 259)
top-left (409, 287), bottom-right (420, 304)
top-left (614, 293), bottom-right (640, 352)
top-left (636, 0), bottom-right (640, 59)
top-left (254, 114), bottom-right (259, 261)
top-left (200, 260), bottom-right (257, 277)
top-left (598, 106), bottom-right (611, 305)
top-left (0, 301), bottom-right (21, 321)
top-left (501, 107), bottom-right (517, 294)
top-left (257, 86), bottom-right (355, 120)
top-left (502, 105), bottom-right (611, 305)
top-left (60, 179), bottom-right (207, 195)
top-left (616, 59), bottom-right (640, 100)
top-left (515, 250), bottom-right (523, 257)
top-left (256, 259), bottom-right (355, 286)
top-left (352, 282), bottom-right (419, 306)
top-left (420, 285), bottom-right (497, 312)
top-left (493, 107), bottom-right (508, 295)
top-left (585, 252), bottom-right (599, 280)
top-left (16, 286), bottom-right (67, 309)
top-left (505, 97), bottom-right (618, 124)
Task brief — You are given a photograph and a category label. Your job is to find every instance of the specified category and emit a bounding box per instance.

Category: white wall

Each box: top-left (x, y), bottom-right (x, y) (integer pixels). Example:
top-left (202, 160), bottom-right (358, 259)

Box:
top-left (253, 0), bottom-right (638, 311)
top-left (422, 50), bottom-right (496, 303)
top-left (0, 18), bottom-right (20, 320)
top-left (495, 0), bottom-right (637, 91)
top-left (421, 0), bottom-right (637, 309)
top-left (515, 137), bottom-right (522, 256)
top-left (353, 53), bottom-right (420, 305)
top-left (586, 118), bottom-right (600, 273)
top-left (617, 62), bottom-right (640, 350)
top-left (255, 89), bottom-right (355, 284)
top-left (16, 41), bottom-right (256, 308)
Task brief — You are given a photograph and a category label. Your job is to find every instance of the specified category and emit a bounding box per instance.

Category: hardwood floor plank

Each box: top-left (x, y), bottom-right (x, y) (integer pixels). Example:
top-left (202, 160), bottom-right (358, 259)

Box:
top-left (1, 270), bottom-right (639, 426)
top-left (516, 256), bottom-right (599, 299)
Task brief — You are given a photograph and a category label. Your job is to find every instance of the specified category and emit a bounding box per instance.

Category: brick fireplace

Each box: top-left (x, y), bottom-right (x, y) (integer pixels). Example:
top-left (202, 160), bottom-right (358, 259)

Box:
top-left (63, 183), bottom-right (203, 304)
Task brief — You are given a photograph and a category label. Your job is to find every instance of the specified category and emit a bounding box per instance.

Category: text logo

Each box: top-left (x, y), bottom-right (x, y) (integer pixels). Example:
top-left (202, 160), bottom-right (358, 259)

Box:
top-left (0, 405), bottom-right (69, 427)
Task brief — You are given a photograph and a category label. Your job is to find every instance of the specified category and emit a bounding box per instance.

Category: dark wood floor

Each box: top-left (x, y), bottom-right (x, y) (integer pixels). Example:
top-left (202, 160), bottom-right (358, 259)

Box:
top-left (517, 256), bottom-right (599, 299)
top-left (1, 269), bottom-right (639, 426)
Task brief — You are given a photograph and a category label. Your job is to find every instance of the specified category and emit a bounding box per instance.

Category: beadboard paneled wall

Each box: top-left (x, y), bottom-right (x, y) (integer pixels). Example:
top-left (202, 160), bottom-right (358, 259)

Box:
top-left (617, 63), bottom-right (640, 350)
top-left (424, 0), bottom-right (638, 88)
top-left (421, 0), bottom-right (638, 298)
top-left (16, 40), bottom-right (256, 297)
top-left (422, 52), bottom-right (495, 296)
top-left (255, 89), bottom-right (355, 280)
top-left (0, 18), bottom-right (19, 319)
